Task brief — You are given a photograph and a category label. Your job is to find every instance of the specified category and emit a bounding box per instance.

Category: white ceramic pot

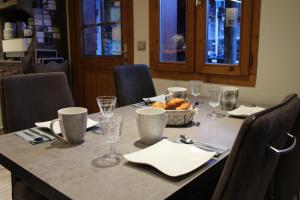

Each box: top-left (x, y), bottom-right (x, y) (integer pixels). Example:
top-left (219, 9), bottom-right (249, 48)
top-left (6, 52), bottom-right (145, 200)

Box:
top-left (167, 87), bottom-right (187, 99)
top-left (136, 107), bottom-right (168, 145)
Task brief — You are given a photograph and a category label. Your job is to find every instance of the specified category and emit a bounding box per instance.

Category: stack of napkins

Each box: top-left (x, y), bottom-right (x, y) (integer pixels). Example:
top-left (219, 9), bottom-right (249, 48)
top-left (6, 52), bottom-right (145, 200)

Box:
top-left (227, 105), bottom-right (265, 117)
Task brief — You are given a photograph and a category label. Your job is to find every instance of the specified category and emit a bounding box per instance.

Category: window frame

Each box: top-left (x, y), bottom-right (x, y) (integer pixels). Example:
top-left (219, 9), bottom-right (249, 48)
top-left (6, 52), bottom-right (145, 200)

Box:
top-left (149, 0), bottom-right (261, 87)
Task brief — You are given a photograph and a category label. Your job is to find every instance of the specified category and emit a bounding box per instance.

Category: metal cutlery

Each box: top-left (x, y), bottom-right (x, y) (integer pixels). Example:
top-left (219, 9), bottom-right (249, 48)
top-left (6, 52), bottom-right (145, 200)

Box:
top-left (179, 135), bottom-right (228, 157)
top-left (23, 131), bottom-right (44, 142)
top-left (28, 128), bottom-right (52, 140)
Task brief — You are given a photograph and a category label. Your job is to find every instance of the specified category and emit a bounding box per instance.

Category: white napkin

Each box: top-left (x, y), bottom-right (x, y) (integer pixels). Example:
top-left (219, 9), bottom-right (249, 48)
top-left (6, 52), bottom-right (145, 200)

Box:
top-left (35, 118), bottom-right (99, 134)
top-left (143, 94), bottom-right (166, 103)
top-left (227, 105), bottom-right (265, 117)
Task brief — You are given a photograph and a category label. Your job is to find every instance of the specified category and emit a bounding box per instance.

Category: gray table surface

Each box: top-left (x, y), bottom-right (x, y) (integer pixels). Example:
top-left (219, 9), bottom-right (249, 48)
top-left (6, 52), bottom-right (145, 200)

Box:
top-left (0, 104), bottom-right (243, 200)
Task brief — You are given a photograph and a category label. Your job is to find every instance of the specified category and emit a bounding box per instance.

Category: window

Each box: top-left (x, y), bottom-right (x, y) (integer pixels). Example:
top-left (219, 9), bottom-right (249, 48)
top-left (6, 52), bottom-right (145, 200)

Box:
top-left (81, 0), bottom-right (122, 56)
top-left (150, 0), bottom-right (261, 86)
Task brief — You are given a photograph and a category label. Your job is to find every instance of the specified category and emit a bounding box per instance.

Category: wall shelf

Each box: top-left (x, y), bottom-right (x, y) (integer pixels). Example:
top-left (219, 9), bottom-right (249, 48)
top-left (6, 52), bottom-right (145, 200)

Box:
top-left (0, 0), bottom-right (18, 10)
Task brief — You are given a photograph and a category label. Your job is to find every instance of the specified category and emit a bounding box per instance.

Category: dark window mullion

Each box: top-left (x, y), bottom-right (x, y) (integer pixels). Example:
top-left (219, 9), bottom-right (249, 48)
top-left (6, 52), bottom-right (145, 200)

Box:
top-left (81, 22), bottom-right (121, 29)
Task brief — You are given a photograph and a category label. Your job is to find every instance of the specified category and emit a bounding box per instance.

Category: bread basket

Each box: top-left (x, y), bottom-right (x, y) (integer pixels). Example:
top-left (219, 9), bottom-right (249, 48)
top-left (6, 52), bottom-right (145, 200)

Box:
top-left (165, 108), bottom-right (196, 126)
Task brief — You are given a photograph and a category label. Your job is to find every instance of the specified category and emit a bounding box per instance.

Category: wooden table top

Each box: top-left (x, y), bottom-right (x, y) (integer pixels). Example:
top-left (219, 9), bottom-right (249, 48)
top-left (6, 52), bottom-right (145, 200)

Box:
top-left (0, 104), bottom-right (243, 200)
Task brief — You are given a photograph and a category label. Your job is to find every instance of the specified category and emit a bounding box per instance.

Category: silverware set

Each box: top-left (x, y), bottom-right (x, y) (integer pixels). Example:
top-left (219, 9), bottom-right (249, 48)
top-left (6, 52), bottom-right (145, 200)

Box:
top-left (179, 135), bottom-right (228, 157)
top-left (22, 128), bottom-right (54, 144)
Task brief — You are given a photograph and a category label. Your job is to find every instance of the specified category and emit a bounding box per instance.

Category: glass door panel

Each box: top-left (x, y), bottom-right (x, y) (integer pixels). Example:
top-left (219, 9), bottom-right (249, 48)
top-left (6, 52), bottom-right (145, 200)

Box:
top-left (81, 0), bottom-right (121, 56)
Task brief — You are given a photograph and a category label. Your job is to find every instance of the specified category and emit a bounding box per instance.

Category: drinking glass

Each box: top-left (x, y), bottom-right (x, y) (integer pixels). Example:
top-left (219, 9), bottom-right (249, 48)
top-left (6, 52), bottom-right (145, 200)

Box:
top-left (96, 96), bottom-right (117, 118)
top-left (189, 80), bottom-right (203, 105)
top-left (95, 96), bottom-right (117, 134)
top-left (96, 112), bottom-right (124, 167)
top-left (207, 87), bottom-right (225, 118)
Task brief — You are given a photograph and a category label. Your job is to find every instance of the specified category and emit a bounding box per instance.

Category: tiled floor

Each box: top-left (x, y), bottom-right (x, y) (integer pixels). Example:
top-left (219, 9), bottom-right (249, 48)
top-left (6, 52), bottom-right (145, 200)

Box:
top-left (0, 165), bottom-right (12, 200)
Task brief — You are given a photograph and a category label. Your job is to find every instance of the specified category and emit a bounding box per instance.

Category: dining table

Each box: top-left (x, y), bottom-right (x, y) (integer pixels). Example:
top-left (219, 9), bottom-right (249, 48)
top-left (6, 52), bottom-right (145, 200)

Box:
top-left (0, 102), bottom-right (244, 200)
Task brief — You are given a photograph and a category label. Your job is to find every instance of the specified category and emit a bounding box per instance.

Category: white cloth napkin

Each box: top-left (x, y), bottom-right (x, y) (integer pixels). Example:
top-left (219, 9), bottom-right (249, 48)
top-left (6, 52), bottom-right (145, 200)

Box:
top-left (227, 105), bottom-right (265, 117)
top-left (143, 94), bottom-right (166, 103)
top-left (35, 118), bottom-right (99, 134)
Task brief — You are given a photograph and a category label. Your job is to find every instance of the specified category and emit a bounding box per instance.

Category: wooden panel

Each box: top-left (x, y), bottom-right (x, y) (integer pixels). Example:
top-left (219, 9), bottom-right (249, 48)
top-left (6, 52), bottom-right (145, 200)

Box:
top-left (250, 0), bottom-right (261, 75)
top-left (84, 70), bottom-right (116, 113)
top-left (68, 0), bottom-right (134, 109)
top-left (152, 70), bottom-right (256, 87)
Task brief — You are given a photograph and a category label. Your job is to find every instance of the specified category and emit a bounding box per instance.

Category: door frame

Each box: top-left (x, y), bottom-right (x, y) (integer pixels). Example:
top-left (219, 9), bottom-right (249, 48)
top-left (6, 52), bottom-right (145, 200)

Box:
top-left (67, 0), bottom-right (134, 107)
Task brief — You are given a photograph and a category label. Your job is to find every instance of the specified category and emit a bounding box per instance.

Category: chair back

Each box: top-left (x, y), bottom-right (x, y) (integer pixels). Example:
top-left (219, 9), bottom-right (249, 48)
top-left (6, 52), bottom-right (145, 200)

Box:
top-left (2, 72), bottom-right (75, 133)
top-left (114, 64), bottom-right (156, 107)
top-left (266, 95), bottom-right (300, 200)
top-left (212, 94), bottom-right (300, 200)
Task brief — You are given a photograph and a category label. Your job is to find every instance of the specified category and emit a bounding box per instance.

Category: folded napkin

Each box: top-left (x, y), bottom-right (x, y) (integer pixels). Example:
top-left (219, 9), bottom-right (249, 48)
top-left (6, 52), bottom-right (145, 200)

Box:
top-left (35, 118), bottom-right (99, 134)
top-left (15, 128), bottom-right (55, 145)
top-left (227, 105), bottom-right (265, 117)
top-left (143, 94), bottom-right (166, 103)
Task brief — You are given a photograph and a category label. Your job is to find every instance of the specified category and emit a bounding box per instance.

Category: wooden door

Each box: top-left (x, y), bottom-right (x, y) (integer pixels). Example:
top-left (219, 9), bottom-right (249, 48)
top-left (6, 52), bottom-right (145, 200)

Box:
top-left (68, 0), bottom-right (133, 113)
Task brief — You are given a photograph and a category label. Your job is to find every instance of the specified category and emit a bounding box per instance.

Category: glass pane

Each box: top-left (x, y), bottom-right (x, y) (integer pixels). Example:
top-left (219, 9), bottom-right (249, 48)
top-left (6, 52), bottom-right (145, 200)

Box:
top-left (83, 24), bottom-right (121, 56)
top-left (81, 0), bottom-right (122, 56)
top-left (206, 0), bottom-right (241, 64)
top-left (160, 0), bottom-right (186, 63)
top-left (82, 0), bottom-right (121, 25)
top-left (102, 0), bottom-right (121, 23)
top-left (82, 0), bottom-right (101, 25)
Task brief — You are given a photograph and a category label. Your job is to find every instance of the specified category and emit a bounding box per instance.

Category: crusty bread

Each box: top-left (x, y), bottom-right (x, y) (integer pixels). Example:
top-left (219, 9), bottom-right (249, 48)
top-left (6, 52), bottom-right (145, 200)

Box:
top-left (151, 102), bottom-right (167, 109)
top-left (151, 98), bottom-right (192, 110)
top-left (176, 102), bottom-right (192, 110)
top-left (166, 98), bottom-right (185, 109)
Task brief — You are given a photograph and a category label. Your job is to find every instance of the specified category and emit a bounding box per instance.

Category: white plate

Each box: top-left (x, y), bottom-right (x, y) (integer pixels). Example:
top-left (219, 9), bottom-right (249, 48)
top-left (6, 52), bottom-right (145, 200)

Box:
top-left (124, 139), bottom-right (215, 177)
top-left (227, 105), bottom-right (265, 117)
top-left (35, 118), bottom-right (98, 134)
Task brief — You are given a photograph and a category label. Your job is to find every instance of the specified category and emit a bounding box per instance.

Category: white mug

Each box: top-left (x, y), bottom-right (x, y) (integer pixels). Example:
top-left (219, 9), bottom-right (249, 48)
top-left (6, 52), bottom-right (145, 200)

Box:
top-left (136, 107), bottom-right (168, 145)
top-left (167, 87), bottom-right (187, 99)
top-left (50, 107), bottom-right (88, 144)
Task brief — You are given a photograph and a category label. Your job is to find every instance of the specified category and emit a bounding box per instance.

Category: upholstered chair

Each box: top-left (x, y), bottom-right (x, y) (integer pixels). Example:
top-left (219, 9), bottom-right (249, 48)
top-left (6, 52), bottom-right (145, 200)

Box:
top-left (211, 94), bottom-right (300, 200)
top-left (114, 64), bottom-right (156, 107)
top-left (2, 72), bottom-right (75, 200)
top-left (266, 94), bottom-right (300, 200)
top-left (2, 72), bottom-right (74, 133)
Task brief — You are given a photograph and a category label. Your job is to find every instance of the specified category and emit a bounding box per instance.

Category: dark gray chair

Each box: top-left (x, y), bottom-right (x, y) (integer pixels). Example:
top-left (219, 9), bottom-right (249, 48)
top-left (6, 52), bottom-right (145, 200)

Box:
top-left (114, 64), bottom-right (156, 107)
top-left (266, 95), bottom-right (300, 200)
top-left (2, 72), bottom-right (75, 200)
top-left (211, 94), bottom-right (300, 200)
top-left (2, 72), bottom-right (74, 133)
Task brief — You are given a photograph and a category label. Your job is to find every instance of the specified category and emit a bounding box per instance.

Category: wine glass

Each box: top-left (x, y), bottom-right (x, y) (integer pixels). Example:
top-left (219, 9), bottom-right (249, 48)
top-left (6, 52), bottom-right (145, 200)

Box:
top-left (207, 87), bottom-right (225, 118)
top-left (96, 96), bottom-right (117, 118)
top-left (95, 112), bottom-right (124, 167)
top-left (95, 96), bottom-right (117, 134)
top-left (189, 80), bottom-right (203, 105)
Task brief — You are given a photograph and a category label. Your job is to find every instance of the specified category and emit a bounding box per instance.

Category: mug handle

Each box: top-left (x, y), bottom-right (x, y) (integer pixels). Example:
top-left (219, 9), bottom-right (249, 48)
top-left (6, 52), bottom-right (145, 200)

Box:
top-left (163, 113), bottom-right (168, 128)
top-left (50, 119), bottom-right (67, 142)
top-left (165, 93), bottom-right (173, 102)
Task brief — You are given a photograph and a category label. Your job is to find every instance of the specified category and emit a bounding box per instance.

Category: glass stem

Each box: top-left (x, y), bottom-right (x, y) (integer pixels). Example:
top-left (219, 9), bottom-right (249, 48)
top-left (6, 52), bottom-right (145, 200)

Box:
top-left (109, 142), bottom-right (116, 157)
